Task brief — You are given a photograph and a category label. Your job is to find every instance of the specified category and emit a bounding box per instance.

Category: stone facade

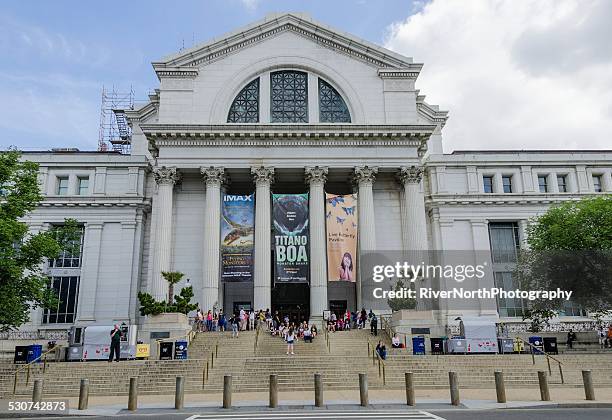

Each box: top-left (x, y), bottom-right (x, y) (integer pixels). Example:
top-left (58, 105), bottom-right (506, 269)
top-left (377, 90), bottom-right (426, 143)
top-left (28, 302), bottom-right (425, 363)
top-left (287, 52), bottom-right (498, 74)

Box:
top-left (19, 13), bottom-right (611, 335)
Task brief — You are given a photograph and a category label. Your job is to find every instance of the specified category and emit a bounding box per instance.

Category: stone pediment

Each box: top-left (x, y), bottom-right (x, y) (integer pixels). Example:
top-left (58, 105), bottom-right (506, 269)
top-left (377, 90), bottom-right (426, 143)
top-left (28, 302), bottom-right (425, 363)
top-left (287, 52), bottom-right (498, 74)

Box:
top-left (151, 13), bottom-right (422, 79)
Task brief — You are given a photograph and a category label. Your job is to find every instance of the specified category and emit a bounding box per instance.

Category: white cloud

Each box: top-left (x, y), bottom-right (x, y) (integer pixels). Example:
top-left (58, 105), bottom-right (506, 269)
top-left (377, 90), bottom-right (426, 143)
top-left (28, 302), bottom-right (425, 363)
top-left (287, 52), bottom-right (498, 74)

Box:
top-left (240, 0), bottom-right (260, 11)
top-left (384, 0), bottom-right (612, 152)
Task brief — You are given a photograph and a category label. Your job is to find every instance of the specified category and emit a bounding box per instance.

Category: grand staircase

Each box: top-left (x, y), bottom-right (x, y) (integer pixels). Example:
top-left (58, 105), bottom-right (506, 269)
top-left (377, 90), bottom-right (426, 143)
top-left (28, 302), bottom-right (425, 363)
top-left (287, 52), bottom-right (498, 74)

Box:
top-left (3, 326), bottom-right (612, 398)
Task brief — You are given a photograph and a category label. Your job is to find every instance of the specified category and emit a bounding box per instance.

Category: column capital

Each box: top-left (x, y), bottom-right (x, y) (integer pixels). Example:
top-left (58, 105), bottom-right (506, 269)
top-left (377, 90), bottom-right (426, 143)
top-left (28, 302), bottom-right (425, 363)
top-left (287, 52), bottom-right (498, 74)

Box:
top-left (200, 166), bottom-right (226, 188)
top-left (398, 165), bottom-right (424, 185)
top-left (353, 166), bottom-right (378, 185)
top-left (251, 166), bottom-right (274, 187)
top-left (305, 166), bottom-right (328, 185)
top-left (153, 166), bottom-right (180, 186)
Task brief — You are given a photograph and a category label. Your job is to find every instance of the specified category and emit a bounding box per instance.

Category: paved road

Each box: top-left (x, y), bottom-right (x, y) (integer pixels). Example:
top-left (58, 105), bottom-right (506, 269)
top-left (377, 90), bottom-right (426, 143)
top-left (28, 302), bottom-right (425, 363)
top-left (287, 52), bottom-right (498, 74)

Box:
top-left (12, 408), bottom-right (612, 420)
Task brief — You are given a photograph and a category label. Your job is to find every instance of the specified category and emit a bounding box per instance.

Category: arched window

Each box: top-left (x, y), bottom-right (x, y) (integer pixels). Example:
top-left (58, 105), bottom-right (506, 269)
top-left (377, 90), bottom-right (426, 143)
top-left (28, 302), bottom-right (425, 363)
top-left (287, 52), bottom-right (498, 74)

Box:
top-left (227, 78), bottom-right (259, 123)
top-left (270, 71), bottom-right (308, 123)
top-left (318, 79), bottom-right (351, 123)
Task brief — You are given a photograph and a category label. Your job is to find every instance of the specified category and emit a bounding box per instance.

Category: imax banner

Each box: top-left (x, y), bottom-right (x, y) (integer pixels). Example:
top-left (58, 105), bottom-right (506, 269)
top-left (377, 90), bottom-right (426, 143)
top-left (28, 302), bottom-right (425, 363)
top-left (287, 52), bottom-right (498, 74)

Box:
top-left (326, 193), bottom-right (358, 282)
top-left (220, 193), bottom-right (254, 281)
top-left (273, 193), bottom-right (309, 283)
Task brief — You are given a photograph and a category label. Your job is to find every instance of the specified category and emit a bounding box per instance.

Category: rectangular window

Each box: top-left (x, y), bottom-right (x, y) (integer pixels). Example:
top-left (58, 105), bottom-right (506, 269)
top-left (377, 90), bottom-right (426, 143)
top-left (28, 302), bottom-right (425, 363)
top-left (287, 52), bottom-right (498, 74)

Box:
top-left (489, 222), bottom-right (520, 264)
top-left (270, 71), bottom-right (308, 123)
top-left (483, 176), bottom-right (494, 193)
top-left (494, 272), bottom-right (526, 317)
top-left (49, 226), bottom-right (84, 268)
top-left (559, 301), bottom-right (587, 317)
top-left (538, 175), bottom-right (548, 193)
top-left (593, 175), bottom-right (602, 192)
top-left (42, 276), bottom-right (80, 324)
top-left (502, 176), bottom-right (513, 193)
top-left (557, 175), bottom-right (567, 193)
top-left (57, 177), bottom-right (69, 195)
top-left (77, 177), bottom-right (89, 195)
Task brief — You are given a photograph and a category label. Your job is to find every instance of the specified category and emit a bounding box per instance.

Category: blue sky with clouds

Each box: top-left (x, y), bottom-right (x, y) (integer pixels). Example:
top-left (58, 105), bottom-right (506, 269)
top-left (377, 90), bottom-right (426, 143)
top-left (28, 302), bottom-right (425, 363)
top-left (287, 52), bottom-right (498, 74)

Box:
top-left (0, 0), bottom-right (419, 150)
top-left (2, 0), bottom-right (611, 152)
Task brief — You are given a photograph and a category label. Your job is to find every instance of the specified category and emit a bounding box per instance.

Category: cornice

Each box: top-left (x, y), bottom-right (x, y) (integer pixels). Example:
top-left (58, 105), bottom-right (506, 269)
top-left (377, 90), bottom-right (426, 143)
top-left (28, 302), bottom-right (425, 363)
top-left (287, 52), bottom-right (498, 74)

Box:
top-left (143, 124), bottom-right (434, 155)
top-left (38, 197), bottom-right (150, 209)
top-left (425, 193), bottom-right (598, 207)
top-left (155, 67), bottom-right (199, 79)
top-left (377, 69), bottom-right (420, 79)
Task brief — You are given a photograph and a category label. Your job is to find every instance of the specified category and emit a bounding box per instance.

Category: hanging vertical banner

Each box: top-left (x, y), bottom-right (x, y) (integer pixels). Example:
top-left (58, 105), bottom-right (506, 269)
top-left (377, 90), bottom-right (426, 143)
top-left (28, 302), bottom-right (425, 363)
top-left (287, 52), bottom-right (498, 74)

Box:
top-left (326, 193), bottom-right (358, 282)
top-left (220, 193), bottom-right (254, 281)
top-left (273, 193), bottom-right (309, 283)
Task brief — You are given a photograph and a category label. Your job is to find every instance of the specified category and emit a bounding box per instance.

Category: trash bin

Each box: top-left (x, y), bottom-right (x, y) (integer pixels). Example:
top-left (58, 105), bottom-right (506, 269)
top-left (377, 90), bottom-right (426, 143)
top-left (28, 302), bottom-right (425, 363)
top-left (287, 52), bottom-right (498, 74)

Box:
top-left (412, 336), bottom-right (426, 355)
top-left (543, 337), bottom-right (558, 354)
top-left (430, 338), bottom-right (444, 355)
top-left (513, 338), bottom-right (525, 353)
top-left (174, 340), bottom-right (188, 360)
top-left (27, 344), bottom-right (43, 363)
top-left (529, 336), bottom-right (544, 354)
top-left (498, 338), bottom-right (514, 354)
top-left (14, 346), bottom-right (29, 364)
top-left (159, 342), bottom-right (173, 360)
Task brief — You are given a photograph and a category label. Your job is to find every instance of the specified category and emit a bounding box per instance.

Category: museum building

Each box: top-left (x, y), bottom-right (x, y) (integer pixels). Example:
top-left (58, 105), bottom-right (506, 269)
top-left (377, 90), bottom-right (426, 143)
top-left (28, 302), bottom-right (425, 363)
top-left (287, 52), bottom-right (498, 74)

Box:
top-left (18, 13), bottom-right (612, 335)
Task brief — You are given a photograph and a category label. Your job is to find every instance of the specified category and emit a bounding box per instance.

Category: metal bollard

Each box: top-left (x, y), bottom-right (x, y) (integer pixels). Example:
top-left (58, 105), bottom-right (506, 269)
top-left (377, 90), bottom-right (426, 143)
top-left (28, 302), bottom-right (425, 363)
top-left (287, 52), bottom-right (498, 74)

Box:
top-left (223, 375), bottom-right (232, 409)
top-left (128, 377), bottom-right (138, 411)
top-left (582, 370), bottom-right (595, 401)
top-left (449, 371), bottom-right (460, 406)
top-left (78, 379), bottom-right (89, 410)
top-left (359, 373), bottom-right (368, 407)
top-left (175, 376), bottom-right (185, 409)
top-left (32, 379), bottom-right (43, 403)
top-left (314, 373), bottom-right (323, 407)
top-left (405, 372), bottom-right (415, 406)
top-left (538, 371), bottom-right (550, 401)
top-left (494, 371), bottom-right (506, 403)
top-left (269, 374), bottom-right (278, 408)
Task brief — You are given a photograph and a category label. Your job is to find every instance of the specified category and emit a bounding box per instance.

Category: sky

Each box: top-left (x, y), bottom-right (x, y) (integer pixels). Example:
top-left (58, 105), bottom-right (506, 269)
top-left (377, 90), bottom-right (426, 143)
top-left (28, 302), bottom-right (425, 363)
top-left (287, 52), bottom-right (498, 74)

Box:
top-left (1, 0), bottom-right (611, 152)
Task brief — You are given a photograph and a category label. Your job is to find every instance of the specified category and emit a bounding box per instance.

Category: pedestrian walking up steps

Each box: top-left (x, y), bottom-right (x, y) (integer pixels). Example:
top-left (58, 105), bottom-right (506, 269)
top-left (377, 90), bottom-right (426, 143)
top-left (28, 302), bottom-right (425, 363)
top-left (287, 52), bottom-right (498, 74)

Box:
top-left (4, 328), bottom-right (612, 397)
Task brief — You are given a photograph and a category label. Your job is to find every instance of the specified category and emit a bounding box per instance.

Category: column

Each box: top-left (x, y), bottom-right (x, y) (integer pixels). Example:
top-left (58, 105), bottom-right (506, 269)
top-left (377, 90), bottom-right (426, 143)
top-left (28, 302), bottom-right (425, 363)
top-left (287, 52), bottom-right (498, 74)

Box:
top-left (470, 220), bottom-right (495, 316)
top-left (151, 166), bottom-right (179, 301)
top-left (354, 166), bottom-right (378, 310)
top-left (398, 166), bottom-right (428, 251)
top-left (201, 166), bottom-right (225, 311)
top-left (77, 222), bottom-right (103, 321)
top-left (117, 221), bottom-right (137, 321)
top-left (252, 167), bottom-right (274, 311)
top-left (305, 166), bottom-right (328, 322)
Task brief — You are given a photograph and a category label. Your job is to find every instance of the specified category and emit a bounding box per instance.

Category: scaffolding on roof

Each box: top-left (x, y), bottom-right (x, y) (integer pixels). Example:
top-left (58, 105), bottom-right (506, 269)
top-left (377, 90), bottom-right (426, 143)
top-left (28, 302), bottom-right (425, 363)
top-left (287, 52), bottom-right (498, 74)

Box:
top-left (98, 86), bottom-right (134, 154)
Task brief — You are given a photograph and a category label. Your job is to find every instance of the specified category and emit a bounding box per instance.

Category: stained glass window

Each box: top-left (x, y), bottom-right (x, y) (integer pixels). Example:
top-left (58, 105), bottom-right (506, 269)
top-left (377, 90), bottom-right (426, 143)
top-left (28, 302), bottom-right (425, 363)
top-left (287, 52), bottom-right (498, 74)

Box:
top-left (270, 71), bottom-right (308, 123)
top-left (227, 78), bottom-right (259, 123)
top-left (319, 79), bottom-right (351, 123)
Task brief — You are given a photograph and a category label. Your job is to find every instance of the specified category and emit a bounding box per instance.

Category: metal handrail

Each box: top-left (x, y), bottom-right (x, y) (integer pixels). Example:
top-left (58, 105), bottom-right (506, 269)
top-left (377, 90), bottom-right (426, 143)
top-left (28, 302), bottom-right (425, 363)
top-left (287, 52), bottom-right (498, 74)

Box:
top-left (254, 322), bottom-right (262, 354)
top-left (515, 336), bottom-right (564, 384)
top-left (13, 344), bottom-right (64, 395)
top-left (371, 340), bottom-right (387, 385)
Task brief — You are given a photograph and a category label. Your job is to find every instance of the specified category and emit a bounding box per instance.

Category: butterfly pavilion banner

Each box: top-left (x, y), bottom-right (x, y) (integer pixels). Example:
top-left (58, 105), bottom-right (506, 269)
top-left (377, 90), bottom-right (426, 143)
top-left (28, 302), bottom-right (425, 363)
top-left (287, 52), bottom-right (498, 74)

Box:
top-left (273, 193), bottom-right (310, 283)
top-left (220, 193), bottom-right (255, 281)
top-left (326, 193), bottom-right (358, 282)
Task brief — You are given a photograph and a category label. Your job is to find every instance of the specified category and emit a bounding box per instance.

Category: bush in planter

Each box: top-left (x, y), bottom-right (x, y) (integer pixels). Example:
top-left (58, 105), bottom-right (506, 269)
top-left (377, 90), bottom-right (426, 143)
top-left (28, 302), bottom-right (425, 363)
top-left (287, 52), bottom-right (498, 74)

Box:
top-left (138, 285), bottom-right (198, 316)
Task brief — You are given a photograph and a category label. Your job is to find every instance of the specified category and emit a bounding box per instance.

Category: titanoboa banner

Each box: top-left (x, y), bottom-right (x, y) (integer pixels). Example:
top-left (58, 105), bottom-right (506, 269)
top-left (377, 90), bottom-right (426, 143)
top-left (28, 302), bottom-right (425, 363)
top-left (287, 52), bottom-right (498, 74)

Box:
top-left (273, 193), bottom-right (309, 283)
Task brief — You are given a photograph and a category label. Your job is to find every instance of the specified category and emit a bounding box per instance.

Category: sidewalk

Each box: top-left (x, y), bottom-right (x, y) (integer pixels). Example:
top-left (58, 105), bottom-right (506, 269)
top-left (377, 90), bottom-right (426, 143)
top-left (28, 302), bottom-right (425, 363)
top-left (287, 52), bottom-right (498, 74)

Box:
top-left (45, 387), bottom-right (612, 416)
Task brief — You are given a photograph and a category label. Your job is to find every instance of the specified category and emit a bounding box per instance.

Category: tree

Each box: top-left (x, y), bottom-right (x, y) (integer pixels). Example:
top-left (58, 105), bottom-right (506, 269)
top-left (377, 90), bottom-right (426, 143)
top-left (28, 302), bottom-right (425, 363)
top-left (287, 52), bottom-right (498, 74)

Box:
top-left (161, 271), bottom-right (184, 304)
top-left (387, 279), bottom-right (417, 311)
top-left (0, 150), bottom-right (80, 331)
top-left (516, 196), bottom-right (612, 328)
